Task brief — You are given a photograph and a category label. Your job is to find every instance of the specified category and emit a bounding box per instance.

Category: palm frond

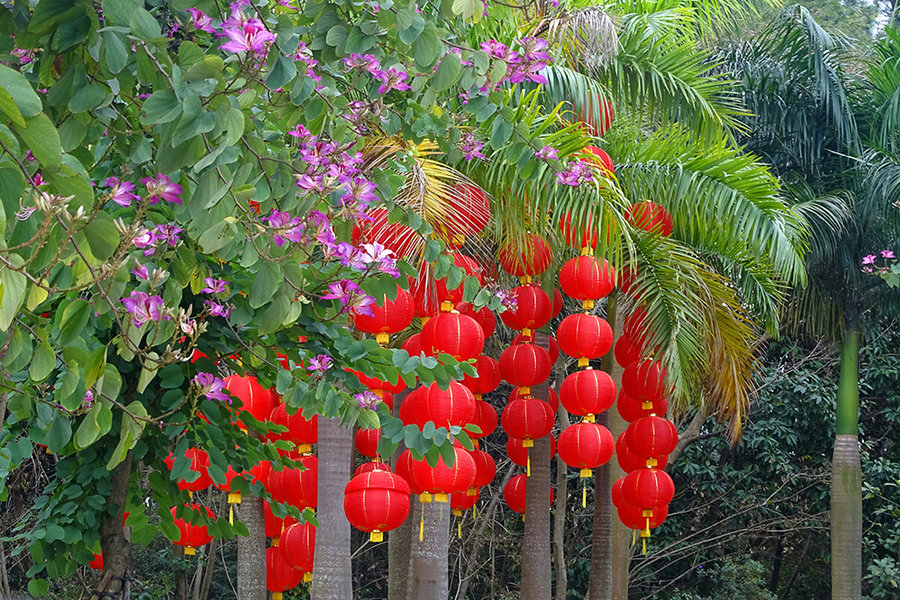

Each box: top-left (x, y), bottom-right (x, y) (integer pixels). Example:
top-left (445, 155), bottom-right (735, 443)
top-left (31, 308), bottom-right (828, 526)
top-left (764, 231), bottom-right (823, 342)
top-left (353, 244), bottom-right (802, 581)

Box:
top-left (536, 6), bottom-right (620, 72)
top-left (865, 27), bottom-right (900, 152)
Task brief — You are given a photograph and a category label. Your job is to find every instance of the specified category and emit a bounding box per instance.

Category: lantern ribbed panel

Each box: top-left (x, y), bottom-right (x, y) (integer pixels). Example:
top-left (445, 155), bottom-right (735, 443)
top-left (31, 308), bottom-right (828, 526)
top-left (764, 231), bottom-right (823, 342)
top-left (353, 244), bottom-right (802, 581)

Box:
top-left (395, 450), bottom-right (424, 495)
top-left (354, 461), bottom-right (391, 477)
top-left (469, 448), bottom-right (497, 488)
top-left (281, 522), bottom-right (316, 573)
top-left (344, 470), bottom-right (411, 535)
top-left (557, 314), bottom-right (613, 362)
top-left (501, 398), bottom-right (555, 442)
top-left (224, 375), bottom-right (278, 424)
top-left (626, 201), bottom-right (673, 237)
top-left (557, 422), bottom-right (614, 471)
top-left (399, 383), bottom-right (475, 429)
top-left (552, 289), bottom-right (563, 318)
top-left (614, 334), bottom-right (643, 368)
top-left (582, 145), bottom-right (614, 175)
top-left (250, 460), bottom-right (272, 487)
top-left (509, 386), bottom-right (558, 413)
top-left (267, 455), bottom-right (318, 509)
top-left (171, 504), bottom-right (214, 549)
top-left (623, 307), bottom-right (648, 341)
top-left (499, 343), bottom-right (552, 387)
top-left (420, 312), bottom-right (485, 361)
top-left (504, 474), bottom-right (554, 514)
top-left (611, 477), bottom-right (625, 508)
top-left (559, 368), bottom-right (616, 416)
top-left (498, 233), bottom-right (553, 277)
top-left (507, 434), bottom-right (556, 467)
top-left (621, 360), bottom-right (667, 401)
top-left (616, 432), bottom-right (668, 472)
top-left (445, 184), bottom-right (491, 236)
top-left (580, 97), bottom-right (614, 137)
top-left (470, 400), bottom-right (498, 439)
top-left (354, 428), bottom-right (381, 457)
top-left (511, 333), bottom-right (559, 363)
top-left (455, 302), bottom-right (497, 338)
top-left (559, 211), bottom-right (598, 250)
top-left (409, 446), bottom-right (476, 497)
top-left (617, 503), bottom-right (668, 530)
top-left (351, 285), bottom-right (414, 338)
top-left (164, 448), bottom-right (213, 492)
top-left (617, 392), bottom-right (668, 423)
top-left (267, 403), bottom-right (317, 446)
top-left (499, 285), bottom-right (552, 331)
top-left (626, 416), bottom-right (678, 459)
top-left (266, 546), bottom-right (304, 594)
top-left (462, 356), bottom-right (502, 396)
top-left (621, 468), bottom-right (675, 509)
top-left (402, 333), bottom-right (423, 356)
top-left (559, 256), bottom-right (615, 300)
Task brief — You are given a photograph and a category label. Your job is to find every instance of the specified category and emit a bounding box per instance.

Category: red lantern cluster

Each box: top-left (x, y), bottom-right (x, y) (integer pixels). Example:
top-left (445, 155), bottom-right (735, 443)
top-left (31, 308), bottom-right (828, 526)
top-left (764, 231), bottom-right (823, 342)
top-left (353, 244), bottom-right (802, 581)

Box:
top-left (344, 469), bottom-right (411, 541)
top-left (281, 521), bottom-right (315, 583)
top-left (434, 183), bottom-right (492, 247)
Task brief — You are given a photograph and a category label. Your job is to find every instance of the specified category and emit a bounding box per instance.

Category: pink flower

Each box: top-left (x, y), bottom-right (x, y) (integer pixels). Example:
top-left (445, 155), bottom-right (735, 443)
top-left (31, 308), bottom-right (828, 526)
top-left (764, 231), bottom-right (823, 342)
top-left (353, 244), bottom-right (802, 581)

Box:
top-left (862, 255), bottom-right (876, 265)
top-left (220, 18), bottom-right (276, 56)
top-left (201, 278), bottom-right (229, 294)
top-left (205, 300), bottom-right (233, 318)
top-left (141, 174), bottom-right (182, 205)
top-left (121, 291), bottom-right (165, 328)
top-left (133, 228), bottom-right (157, 256)
top-left (187, 8), bottom-right (216, 33)
top-left (881, 250), bottom-right (895, 259)
top-left (194, 372), bottom-right (231, 402)
top-left (373, 67), bottom-right (411, 94)
top-left (322, 279), bottom-right (375, 316)
top-left (105, 177), bottom-right (140, 207)
top-left (133, 261), bottom-right (150, 280)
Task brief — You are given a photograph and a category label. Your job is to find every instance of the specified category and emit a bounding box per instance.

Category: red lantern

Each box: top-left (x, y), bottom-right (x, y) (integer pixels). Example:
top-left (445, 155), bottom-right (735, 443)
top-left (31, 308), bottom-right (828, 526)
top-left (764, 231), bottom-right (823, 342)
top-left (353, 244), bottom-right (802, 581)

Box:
top-left (435, 183), bottom-right (491, 245)
top-left (399, 382), bottom-right (475, 429)
top-left (614, 334), bottom-right (643, 368)
top-left (552, 288), bottom-right (563, 319)
top-left (355, 461), bottom-right (391, 477)
top-left (164, 448), bottom-right (213, 492)
top-left (267, 455), bottom-right (318, 510)
top-left (403, 333), bottom-right (423, 356)
top-left (499, 286), bottom-right (552, 332)
top-left (501, 398), bottom-right (555, 446)
top-left (344, 469), bottom-right (411, 541)
top-left (618, 502), bottom-right (668, 530)
top-left (511, 333), bottom-right (559, 364)
top-left (224, 375), bottom-right (278, 426)
top-left (616, 432), bottom-right (666, 472)
top-left (579, 95), bottom-right (614, 136)
top-left (470, 400), bottom-right (498, 439)
top-left (462, 355), bottom-right (502, 399)
top-left (435, 253), bottom-right (484, 305)
top-left (354, 207), bottom-right (421, 259)
top-left (509, 386), bottom-right (559, 413)
top-left (455, 302), bottom-right (497, 338)
top-left (557, 422), bottom-right (614, 476)
top-left (626, 416), bottom-right (678, 460)
top-left (621, 468), bottom-right (675, 510)
top-left (623, 306), bottom-right (648, 340)
top-left (581, 145), bottom-right (614, 175)
top-left (626, 201), bottom-right (673, 237)
top-left (507, 434), bottom-right (556, 467)
top-left (281, 522), bottom-right (315, 581)
top-left (503, 474), bottom-right (554, 514)
top-left (611, 477), bottom-right (626, 508)
top-left (355, 428), bottom-right (381, 458)
top-left (250, 460), bottom-right (272, 487)
top-left (266, 545), bottom-right (304, 600)
top-left (559, 368), bottom-right (616, 419)
top-left (559, 256), bottom-right (615, 304)
top-left (267, 404), bottom-right (317, 452)
top-left (559, 210), bottom-right (599, 250)
top-left (556, 313), bottom-right (614, 367)
top-left (264, 501), bottom-right (298, 538)
top-left (617, 391), bottom-right (668, 422)
top-left (621, 360), bottom-right (667, 401)
top-left (498, 233), bottom-right (552, 278)
top-left (469, 448), bottom-right (497, 488)
top-left (451, 488), bottom-right (480, 515)
top-left (499, 343), bottom-right (553, 390)
top-left (170, 504), bottom-right (214, 555)
top-left (89, 553), bottom-right (104, 570)
top-left (352, 285), bottom-right (415, 345)
top-left (349, 369), bottom-right (407, 394)
top-left (410, 446), bottom-right (476, 502)
top-left (420, 311), bottom-right (485, 361)
top-left (395, 450), bottom-right (424, 495)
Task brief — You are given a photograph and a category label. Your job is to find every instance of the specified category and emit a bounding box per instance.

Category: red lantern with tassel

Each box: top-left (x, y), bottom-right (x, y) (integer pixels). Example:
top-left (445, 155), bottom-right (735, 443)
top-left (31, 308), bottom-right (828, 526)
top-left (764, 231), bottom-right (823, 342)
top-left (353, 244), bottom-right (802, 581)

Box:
top-left (499, 343), bottom-right (553, 391)
top-left (420, 311), bottom-right (485, 361)
top-left (470, 400), bottom-right (498, 439)
top-left (224, 375), bottom-right (278, 426)
top-left (556, 314), bottom-right (614, 367)
top-left (451, 488), bottom-right (480, 515)
top-left (498, 233), bottom-right (553, 278)
top-left (614, 334), bottom-right (643, 368)
top-left (559, 256), bottom-right (616, 304)
top-left (507, 434), bottom-right (556, 467)
top-left (409, 446), bottom-right (476, 503)
top-left (559, 368), bottom-right (616, 419)
top-left (616, 432), bottom-right (668, 472)
top-left (462, 355), bottom-right (502, 400)
top-left (267, 455), bottom-right (318, 510)
top-left (509, 386), bottom-right (559, 413)
top-left (355, 427), bottom-right (381, 458)
top-left (618, 502), bottom-right (668, 530)
top-left (281, 522), bottom-right (315, 582)
top-left (351, 285), bottom-right (415, 345)
top-left (266, 545), bottom-right (304, 600)
top-left (171, 504), bottom-right (215, 555)
top-left (164, 448), bottom-right (213, 493)
top-left (557, 422), bottom-right (614, 476)
top-left (626, 416), bottom-right (678, 461)
top-left (267, 404), bottom-right (317, 452)
top-left (501, 398), bottom-right (555, 447)
top-left (621, 360), bottom-right (668, 401)
top-left (511, 333), bottom-right (559, 363)
top-left (499, 286), bottom-right (552, 332)
top-left (344, 469), bottom-right (411, 541)
top-left (626, 201), bottom-right (673, 236)
top-left (621, 468), bottom-right (675, 511)
top-left (455, 302), bottom-right (497, 338)
top-left (354, 207), bottom-right (421, 259)
top-left (503, 474), bottom-right (554, 514)
top-left (399, 382), bottom-right (475, 429)
top-left (395, 450), bottom-right (425, 495)
top-left (618, 391), bottom-right (668, 422)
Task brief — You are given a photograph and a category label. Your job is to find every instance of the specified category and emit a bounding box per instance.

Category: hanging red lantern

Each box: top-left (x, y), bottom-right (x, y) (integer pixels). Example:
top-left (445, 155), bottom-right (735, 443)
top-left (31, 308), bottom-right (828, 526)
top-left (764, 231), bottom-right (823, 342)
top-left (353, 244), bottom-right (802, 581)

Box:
top-left (611, 477), bottom-right (626, 508)
top-left (579, 95), bottom-right (614, 137)
top-left (470, 400), bottom-right (498, 439)
top-left (267, 404), bottom-right (317, 452)
top-left (559, 256), bottom-right (615, 305)
top-left (614, 334), bottom-right (643, 368)
top-left (164, 448), bottom-right (213, 493)
top-left (621, 468), bottom-right (675, 510)
top-left (559, 210), bottom-right (599, 250)
top-left (626, 201), bottom-right (673, 237)
top-left (509, 386), bottom-right (559, 413)
top-left (410, 446), bottom-right (476, 503)
top-left (224, 375), bottom-right (278, 426)
top-left (498, 233), bottom-right (553, 278)
top-left (451, 488), bottom-right (480, 515)
top-left (455, 302), bottom-right (497, 338)
top-left (621, 360), bottom-right (668, 401)
top-left (355, 461), bottom-right (391, 477)
top-left (264, 501), bottom-right (298, 539)
top-left (353, 207), bottom-right (421, 259)
top-left (462, 355), bottom-right (502, 399)
top-left (170, 504), bottom-right (215, 555)
top-left (626, 416), bottom-right (678, 460)
top-left (507, 434), bottom-right (556, 467)
top-left (435, 183), bottom-right (491, 245)
top-left (616, 432), bottom-right (668, 472)
top-left (499, 285), bottom-right (552, 332)
top-left (399, 382), bottom-right (475, 429)
top-left (503, 474), bottom-right (554, 514)
top-left (559, 368), bottom-right (616, 419)
top-left (403, 333), bottom-right (423, 356)
top-left (469, 448), bottom-right (497, 488)
top-left (499, 343), bottom-right (553, 391)
top-left (351, 285), bottom-right (415, 345)
top-left (348, 369), bottom-right (407, 395)
top-left (501, 398), bottom-right (555, 447)
top-left (281, 522), bottom-right (315, 582)
top-left (581, 145), bottom-right (614, 175)
top-left (556, 314), bottom-right (614, 367)
top-left (617, 391), bottom-right (668, 422)
top-left (552, 288), bottom-right (563, 319)
top-left (344, 469), bottom-right (411, 541)
top-left (409, 271), bottom-right (439, 319)
top-left (436, 253), bottom-right (485, 305)
top-left (266, 545), bottom-right (304, 600)
top-left (623, 306), bottom-right (648, 340)
top-left (511, 333), bottom-right (559, 364)
top-left (420, 311), bottom-right (485, 361)
top-left (250, 460), bottom-right (272, 488)
top-left (395, 450), bottom-right (425, 495)
top-left (618, 502), bottom-right (668, 531)
top-left (557, 422), bottom-right (614, 477)
top-left (267, 455), bottom-right (318, 510)
top-left (355, 428), bottom-right (381, 458)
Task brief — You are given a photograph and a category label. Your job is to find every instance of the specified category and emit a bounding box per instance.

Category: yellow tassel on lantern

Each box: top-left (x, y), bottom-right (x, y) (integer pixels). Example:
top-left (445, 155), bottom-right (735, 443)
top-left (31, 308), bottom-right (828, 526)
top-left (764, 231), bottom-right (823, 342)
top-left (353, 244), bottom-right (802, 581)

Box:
top-left (519, 386), bottom-right (532, 396)
top-left (272, 537), bottom-right (280, 547)
top-left (581, 246), bottom-right (591, 256)
top-left (647, 458), bottom-right (658, 468)
top-left (578, 357), bottom-right (590, 367)
top-left (188, 490), bottom-right (193, 500)
top-left (472, 505), bottom-right (477, 519)
top-left (185, 546), bottom-right (196, 556)
top-left (303, 573), bottom-right (312, 583)
top-left (420, 492), bottom-right (433, 504)
top-left (523, 439), bottom-right (534, 448)
top-left (522, 327), bottom-right (533, 338)
top-left (582, 483), bottom-right (587, 508)
top-left (370, 530), bottom-right (383, 542)
top-left (419, 518), bottom-right (424, 542)
top-left (452, 234), bottom-right (466, 246)
top-left (582, 300), bottom-right (595, 311)
top-left (641, 400), bottom-right (653, 410)
top-left (526, 454), bottom-right (531, 477)
top-left (273, 593), bottom-right (283, 600)
top-left (229, 505), bottom-right (234, 525)
top-left (376, 332), bottom-right (390, 346)
top-left (458, 522), bottom-right (462, 539)
top-left (228, 491), bottom-right (242, 504)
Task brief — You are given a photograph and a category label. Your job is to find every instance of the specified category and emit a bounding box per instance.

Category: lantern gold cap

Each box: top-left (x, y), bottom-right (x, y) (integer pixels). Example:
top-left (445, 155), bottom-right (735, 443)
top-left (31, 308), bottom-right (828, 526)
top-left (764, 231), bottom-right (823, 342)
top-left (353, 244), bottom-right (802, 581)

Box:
top-left (434, 493), bottom-right (449, 503)
top-left (582, 299), bottom-right (595, 311)
top-left (578, 357), bottom-right (590, 367)
top-left (522, 439), bottom-right (534, 448)
top-left (419, 492), bottom-right (433, 503)
top-left (303, 573), bottom-right (312, 583)
top-left (185, 546), bottom-right (196, 556)
top-left (376, 332), bottom-right (390, 345)
top-left (579, 468), bottom-right (592, 478)
top-left (227, 492), bottom-right (242, 504)
top-left (370, 530), bottom-right (383, 542)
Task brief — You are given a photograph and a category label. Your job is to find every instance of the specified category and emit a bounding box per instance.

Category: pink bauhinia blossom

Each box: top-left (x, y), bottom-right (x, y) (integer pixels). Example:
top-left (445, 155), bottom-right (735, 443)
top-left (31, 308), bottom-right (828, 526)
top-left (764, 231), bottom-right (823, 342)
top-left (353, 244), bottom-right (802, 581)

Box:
top-left (141, 174), bottom-right (182, 204)
top-left (121, 291), bottom-right (165, 328)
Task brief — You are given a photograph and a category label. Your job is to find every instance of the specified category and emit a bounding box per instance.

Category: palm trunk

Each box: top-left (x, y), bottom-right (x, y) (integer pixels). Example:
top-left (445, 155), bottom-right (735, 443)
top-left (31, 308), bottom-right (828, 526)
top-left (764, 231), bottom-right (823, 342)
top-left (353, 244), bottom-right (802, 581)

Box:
top-left (236, 493), bottom-right (266, 600)
top-left (406, 498), bottom-right (451, 599)
top-left (312, 416), bottom-right (353, 600)
top-left (553, 377), bottom-right (571, 600)
top-left (90, 451), bottom-right (133, 600)
top-left (389, 390), bottom-right (413, 600)
top-left (831, 326), bottom-right (861, 600)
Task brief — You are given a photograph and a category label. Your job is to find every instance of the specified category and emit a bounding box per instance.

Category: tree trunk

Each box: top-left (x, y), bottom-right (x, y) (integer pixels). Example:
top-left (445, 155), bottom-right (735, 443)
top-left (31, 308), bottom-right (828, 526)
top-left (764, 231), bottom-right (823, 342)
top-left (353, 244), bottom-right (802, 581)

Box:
top-left (553, 389), bottom-right (571, 600)
top-left (832, 324), bottom-right (861, 600)
top-left (406, 499), bottom-right (451, 599)
top-left (312, 416), bottom-right (353, 600)
top-left (90, 451), bottom-right (133, 600)
top-left (587, 412), bottom-right (613, 600)
top-left (236, 493), bottom-right (266, 600)
top-left (389, 390), bottom-right (412, 600)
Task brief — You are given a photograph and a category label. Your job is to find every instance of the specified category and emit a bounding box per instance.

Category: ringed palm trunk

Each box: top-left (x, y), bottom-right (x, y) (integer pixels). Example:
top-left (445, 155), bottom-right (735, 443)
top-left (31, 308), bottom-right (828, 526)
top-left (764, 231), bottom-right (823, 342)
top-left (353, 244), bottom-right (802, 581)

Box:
top-left (311, 416), bottom-right (353, 600)
top-left (406, 497), bottom-right (451, 599)
top-left (831, 324), bottom-right (862, 600)
top-left (236, 493), bottom-right (266, 600)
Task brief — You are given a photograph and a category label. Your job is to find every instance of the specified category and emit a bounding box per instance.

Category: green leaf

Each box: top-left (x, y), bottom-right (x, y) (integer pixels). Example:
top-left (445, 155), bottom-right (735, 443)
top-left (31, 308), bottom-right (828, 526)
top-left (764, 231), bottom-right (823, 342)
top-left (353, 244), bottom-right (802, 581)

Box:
top-left (0, 65), bottom-right (43, 118)
top-left (258, 294), bottom-right (290, 334)
top-left (28, 578), bottom-right (48, 597)
top-left (46, 413), bottom-right (72, 452)
top-left (413, 28), bottom-right (442, 71)
top-left (29, 342), bottom-right (56, 382)
top-left (0, 87), bottom-right (25, 128)
top-left (74, 401), bottom-right (105, 449)
top-left (198, 218), bottom-right (238, 254)
top-left (58, 299), bottom-right (91, 346)
top-left (183, 56), bottom-right (225, 82)
top-left (104, 32), bottom-right (128, 73)
top-left (491, 116), bottom-right (512, 147)
top-left (130, 8), bottom-right (162, 40)
top-left (51, 11), bottom-right (91, 52)
top-left (107, 401), bottom-right (149, 469)
top-left (249, 262), bottom-right (283, 308)
top-left (102, 0), bottom-right (141, 27)
top-left (432, 52), bottom-right (461, 93)
top-left (265, 55), bottom-right (297, 90)
top-left (0, 256), bottom-right (26, 331)
top-left (141, 90), bottom-right (182, 125)
top-left (12, 113), bottom-right (61, 171)
top-left (397, 10), bottom-right (426, 45)
top-left (84, 215), bottom-right (120, 260)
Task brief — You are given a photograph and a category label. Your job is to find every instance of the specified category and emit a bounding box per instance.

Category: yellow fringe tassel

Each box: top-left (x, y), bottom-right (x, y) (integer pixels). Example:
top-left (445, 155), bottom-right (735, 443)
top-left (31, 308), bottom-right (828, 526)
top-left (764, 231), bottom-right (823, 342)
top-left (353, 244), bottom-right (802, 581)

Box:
top-left (229, 505), bottom-right (233, 525)
top-left (526, 453), bottom-right (531, 477)
top-left (458, 522), bottom-right (462, 539)
top-left (582, 482), bottom-right (587, 508)
top-left (419, 503), bottom-right (425, 542)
